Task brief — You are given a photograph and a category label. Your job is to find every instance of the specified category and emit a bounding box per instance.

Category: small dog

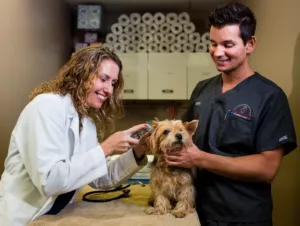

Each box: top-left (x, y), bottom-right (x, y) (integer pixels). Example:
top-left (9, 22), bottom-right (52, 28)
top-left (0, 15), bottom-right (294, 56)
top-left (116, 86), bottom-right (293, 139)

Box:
top-left (144, 119), bottom-right (199, 218)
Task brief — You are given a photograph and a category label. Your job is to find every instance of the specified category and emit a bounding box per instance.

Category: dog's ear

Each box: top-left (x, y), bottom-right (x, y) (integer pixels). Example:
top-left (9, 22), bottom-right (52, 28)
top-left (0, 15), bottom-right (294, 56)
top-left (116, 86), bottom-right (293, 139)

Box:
top-left (147, 134), bottom-right (158, 154)
top-left (144, 135), bottom-right (151, 147)
top-left (144, 135), bottom-right (153, 155)
top-left (151, 118), bottom-right (159, 130)
top-left (184, 120), bottom-right (199, 135)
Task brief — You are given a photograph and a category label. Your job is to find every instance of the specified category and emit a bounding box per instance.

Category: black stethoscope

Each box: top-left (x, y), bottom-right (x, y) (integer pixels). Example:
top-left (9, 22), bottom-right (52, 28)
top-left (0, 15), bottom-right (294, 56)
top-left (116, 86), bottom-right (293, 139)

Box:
top-left (82, 181), bottom-right (145, 202)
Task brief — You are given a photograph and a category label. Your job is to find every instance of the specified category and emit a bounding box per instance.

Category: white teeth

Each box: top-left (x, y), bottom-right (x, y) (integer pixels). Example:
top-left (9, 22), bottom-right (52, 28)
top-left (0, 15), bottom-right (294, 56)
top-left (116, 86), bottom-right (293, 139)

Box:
top-left (96, 94), bottom-right (106, 100)
top-left (217, 60), bottom-right (230, 64)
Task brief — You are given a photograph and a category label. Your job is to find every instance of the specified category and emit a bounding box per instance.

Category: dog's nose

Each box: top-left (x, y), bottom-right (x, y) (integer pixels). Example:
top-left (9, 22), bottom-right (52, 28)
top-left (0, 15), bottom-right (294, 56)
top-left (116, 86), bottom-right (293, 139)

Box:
top-left (175, 133), bottom-right (182, 140)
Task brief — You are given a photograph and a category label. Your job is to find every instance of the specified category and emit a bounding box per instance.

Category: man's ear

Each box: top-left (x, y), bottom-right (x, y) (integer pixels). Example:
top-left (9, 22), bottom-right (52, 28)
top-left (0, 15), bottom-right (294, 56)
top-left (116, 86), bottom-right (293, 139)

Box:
top-left (246, 36), bottom-right (256, 54)
top-left (184, 120), bottom-right (199, 135)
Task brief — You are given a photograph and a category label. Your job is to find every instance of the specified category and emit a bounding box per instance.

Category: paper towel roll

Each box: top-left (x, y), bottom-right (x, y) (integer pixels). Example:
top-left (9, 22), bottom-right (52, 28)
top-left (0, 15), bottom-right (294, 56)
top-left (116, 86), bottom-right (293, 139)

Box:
top-left (90, 6), bottom-right (101, 16)
top-left (131, 34), bottom-right (142, 44)
top-left (176, 33), bottom-right (188, 44)
top-left (170, 43), bottom-right (182, 53)
top-left (188, 33), bottom-right (201, 44)
top-left (118, 14), bottom-right (130, 26)
top-left (137, 43), bottom-right (148, 52)
top-left (130, 13), bottom-right (141, 25)
top-left (111, 23), bottom-right (123, 35)
top-left (182, 43), bottom-right (194, 52)
top-left (142, 13), bottom-right (153, 25)
top-left (154, 12), bottom-right (165, 25)
top-left (77, 19), bottom-right (88, 30)
top-left (105, 33), bottom-right (118, 44)
top-left (154, 33), bottom-right (164, 43)
top-left (102, 43), bottom-right (113, 52)
top-left (78, 5), bottom-right (88, 15)
top-left (148, 23), bottom-right (159, 34)
top-left (171, 23), bottom-right (183, 35)
top-left (183, 22), bottom-right (196, 34)
top-left (136, 23), bottom-right (148, 33)
top-left (148, 43), bottom-right (158, 52)
top-left (159, 23), bottom-right (171, 34)
top-left (166, 13), bottom-right (178, 24)
top-left (142, 33), bottom-right (153, 44)
top-left (89, 19), bottom-right (100, 29)
top-left (118, 34), bottom-right (130, 44)
top-left (126, 44), bottom-right (137, 53)
top-left (178, 12), bottom-right (190, 24)
top-left (124, 24), bottom-right (136, 35)
top-left (159, 43), bottom-right (170, 53)
top-left (195, 43), bottom-right (208, 52)
top-left (114, 43), bottom-right (125, 53)
top-left (164, 33), bottom-right (176, 44)
top-left (201, 32), bottom-right (210, 44)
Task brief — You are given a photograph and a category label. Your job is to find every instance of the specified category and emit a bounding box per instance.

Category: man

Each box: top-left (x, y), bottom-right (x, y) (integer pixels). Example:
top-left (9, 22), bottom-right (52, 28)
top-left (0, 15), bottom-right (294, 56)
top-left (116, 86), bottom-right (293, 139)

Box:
top-left (165, 2), bottom-right (297, 226)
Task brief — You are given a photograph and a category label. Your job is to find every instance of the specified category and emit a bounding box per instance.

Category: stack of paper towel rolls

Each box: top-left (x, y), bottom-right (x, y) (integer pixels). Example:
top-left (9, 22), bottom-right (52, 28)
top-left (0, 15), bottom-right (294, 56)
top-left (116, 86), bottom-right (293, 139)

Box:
top-left (103, 12), bottom-right (210, 53)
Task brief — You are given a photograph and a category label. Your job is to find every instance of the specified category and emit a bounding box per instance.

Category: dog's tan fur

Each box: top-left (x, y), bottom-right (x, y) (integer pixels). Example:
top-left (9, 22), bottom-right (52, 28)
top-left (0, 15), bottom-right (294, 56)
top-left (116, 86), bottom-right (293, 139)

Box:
top-left (144, 119), bottom-right (199, 218)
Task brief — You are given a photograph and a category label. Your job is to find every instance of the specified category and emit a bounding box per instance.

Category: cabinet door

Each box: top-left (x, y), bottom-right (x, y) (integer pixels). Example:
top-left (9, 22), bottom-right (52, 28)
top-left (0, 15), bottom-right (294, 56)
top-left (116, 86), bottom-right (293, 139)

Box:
top-left (187, 53), bottom-right (218, 98)
top-left (118, 53), bottom-right (148, 100)
top-left (148, 53), bottom-right (187, 100)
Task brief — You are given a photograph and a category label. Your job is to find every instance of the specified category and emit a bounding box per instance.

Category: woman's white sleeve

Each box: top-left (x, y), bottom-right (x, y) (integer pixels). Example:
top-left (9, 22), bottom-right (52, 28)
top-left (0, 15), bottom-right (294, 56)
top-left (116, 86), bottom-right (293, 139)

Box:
top-left (89, 148), bottom-right (148, 189)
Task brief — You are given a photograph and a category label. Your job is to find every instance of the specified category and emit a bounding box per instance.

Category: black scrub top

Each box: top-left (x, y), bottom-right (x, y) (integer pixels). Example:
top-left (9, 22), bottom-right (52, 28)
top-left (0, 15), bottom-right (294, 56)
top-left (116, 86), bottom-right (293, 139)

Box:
top-left (184, 72), bottom-right (297, 223)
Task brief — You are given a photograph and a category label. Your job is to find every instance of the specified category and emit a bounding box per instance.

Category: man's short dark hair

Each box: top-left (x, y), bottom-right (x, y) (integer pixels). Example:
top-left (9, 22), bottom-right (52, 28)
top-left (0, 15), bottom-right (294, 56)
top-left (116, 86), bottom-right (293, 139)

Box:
top-left (209, 2), bottom-right (256, 45)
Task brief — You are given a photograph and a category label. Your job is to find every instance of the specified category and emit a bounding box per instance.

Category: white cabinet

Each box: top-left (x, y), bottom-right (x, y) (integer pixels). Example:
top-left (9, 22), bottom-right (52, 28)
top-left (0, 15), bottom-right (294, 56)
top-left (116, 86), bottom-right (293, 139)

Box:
top-left (148, 53), bottom-right (187, 100)
top-left (118, 53), bottom-right (148, 100)
top-left (187, 53), bottom-right (218, 98)
top-left (118, 52), bottom-right (216, 100)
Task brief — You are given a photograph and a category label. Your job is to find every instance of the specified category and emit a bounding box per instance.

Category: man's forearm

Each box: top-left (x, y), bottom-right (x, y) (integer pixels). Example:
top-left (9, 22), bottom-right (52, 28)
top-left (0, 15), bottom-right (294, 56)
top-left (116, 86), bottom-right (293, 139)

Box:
top-left (196, 148), bottom-right (283, 183)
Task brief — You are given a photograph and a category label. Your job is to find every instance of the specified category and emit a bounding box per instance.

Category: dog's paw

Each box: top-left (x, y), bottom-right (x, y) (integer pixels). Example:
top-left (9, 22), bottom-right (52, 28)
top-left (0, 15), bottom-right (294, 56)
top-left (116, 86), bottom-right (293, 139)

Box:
top-left (144, 206), bottom-right (167, 215)
top-left (144, 207), bottom-right (156, 215)
top-left (171, 209), bottom-right (188, 218)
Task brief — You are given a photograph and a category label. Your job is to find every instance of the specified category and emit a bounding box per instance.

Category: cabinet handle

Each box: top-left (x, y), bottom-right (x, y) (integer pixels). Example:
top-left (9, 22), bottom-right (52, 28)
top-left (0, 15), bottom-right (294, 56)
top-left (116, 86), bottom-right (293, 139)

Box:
top-left (162, 89), bottom-right (173, 93)
top-left (124, 89), bottom-right (134, 93)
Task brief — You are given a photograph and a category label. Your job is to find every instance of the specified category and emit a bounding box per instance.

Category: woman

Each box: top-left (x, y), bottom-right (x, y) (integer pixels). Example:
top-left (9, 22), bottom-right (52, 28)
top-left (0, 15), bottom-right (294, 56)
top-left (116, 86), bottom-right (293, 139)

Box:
top-left (0, 46), bottom-right (149, 226)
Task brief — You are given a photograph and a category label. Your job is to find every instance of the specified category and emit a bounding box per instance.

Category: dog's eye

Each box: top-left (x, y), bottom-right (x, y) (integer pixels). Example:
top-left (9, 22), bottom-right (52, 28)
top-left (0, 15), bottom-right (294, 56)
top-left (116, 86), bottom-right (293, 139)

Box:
top-left (163, 130), bottom-right (170, 135)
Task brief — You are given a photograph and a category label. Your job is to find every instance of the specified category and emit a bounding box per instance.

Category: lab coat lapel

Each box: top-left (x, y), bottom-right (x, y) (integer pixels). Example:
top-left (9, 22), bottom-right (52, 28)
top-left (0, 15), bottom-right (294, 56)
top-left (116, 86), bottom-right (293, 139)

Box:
top-left (70, 116), bottom-right (80, 148)
top-left (67, 95), bottom-right (80, 153)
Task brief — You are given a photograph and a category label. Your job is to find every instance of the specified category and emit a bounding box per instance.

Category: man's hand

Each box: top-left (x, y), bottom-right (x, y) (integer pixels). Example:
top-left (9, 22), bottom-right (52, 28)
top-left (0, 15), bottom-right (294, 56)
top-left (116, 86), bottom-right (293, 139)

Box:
top-left (164, 143), bottom-right (203, 168)
top-left (165, 142), bottom-right (285, 183)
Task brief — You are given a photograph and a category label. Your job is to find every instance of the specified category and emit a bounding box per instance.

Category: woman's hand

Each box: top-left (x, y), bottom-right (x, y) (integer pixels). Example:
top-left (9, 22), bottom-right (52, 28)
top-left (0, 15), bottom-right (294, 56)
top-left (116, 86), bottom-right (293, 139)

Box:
top-left (101, 124), bottom-right (149, 157)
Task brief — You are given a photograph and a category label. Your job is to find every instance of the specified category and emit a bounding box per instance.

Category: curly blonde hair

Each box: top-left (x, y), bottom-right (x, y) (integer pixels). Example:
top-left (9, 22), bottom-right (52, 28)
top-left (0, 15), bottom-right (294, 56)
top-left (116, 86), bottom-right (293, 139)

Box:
top-left (29, 45), bottom-right (124, 140)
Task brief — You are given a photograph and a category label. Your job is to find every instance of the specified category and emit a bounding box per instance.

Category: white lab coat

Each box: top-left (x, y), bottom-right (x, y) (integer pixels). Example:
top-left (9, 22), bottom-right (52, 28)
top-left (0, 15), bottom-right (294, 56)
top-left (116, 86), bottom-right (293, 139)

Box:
top-left (0, 93), bottom-right (146, 226)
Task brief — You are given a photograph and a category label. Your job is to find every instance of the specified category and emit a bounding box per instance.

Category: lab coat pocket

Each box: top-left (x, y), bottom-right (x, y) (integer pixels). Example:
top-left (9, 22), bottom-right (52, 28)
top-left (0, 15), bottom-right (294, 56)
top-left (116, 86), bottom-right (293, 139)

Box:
top-left (217, 113), bottom-right (253, 155)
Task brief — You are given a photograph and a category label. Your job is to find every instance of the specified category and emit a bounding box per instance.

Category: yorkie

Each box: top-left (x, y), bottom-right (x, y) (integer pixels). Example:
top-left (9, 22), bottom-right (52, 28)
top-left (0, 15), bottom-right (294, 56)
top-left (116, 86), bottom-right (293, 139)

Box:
top-left (144, 119), bottom-right (198, 218)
